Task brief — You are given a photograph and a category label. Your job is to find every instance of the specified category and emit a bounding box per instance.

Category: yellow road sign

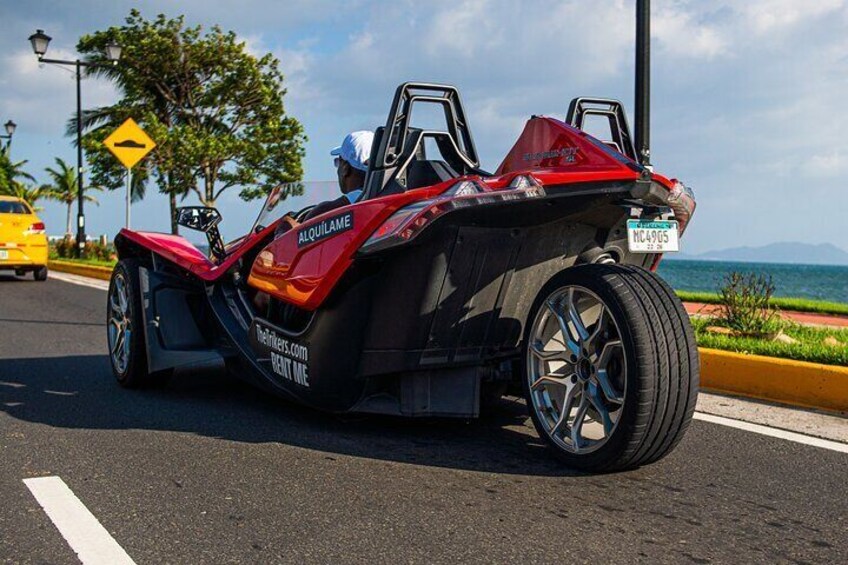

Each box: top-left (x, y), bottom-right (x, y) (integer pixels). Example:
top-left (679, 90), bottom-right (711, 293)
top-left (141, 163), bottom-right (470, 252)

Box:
top-left (103, 118), bottom-right (156, 169)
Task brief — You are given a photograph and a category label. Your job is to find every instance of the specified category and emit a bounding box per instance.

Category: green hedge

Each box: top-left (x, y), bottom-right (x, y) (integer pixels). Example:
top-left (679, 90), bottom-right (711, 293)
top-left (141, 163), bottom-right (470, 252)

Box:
top-left (49, 256), bottom-right (116, 268)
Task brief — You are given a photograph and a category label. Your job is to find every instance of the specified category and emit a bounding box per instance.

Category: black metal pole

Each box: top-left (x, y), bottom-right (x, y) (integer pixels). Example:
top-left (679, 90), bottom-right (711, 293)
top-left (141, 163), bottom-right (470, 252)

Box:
top-left (75, 60), bottom-right (86, 257)
top-left (635, 0), bottom-right (651, 167)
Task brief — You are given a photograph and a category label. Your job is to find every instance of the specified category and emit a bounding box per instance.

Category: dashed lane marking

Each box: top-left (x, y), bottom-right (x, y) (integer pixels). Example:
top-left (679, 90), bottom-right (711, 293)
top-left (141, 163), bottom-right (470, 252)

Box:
top-left (23, 476), bottom-right (136, 565)
top-left (694, 412), bottom-right (848, 454)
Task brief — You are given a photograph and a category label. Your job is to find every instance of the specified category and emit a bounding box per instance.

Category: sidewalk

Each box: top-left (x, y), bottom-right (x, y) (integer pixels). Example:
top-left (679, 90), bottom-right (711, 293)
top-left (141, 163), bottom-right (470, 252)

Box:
top-left (684, 301), bottom-right (848, 328)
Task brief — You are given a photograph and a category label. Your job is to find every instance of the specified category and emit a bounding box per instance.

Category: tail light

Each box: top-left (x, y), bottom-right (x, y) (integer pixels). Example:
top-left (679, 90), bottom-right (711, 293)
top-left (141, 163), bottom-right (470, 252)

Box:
top-left (361, 177), bottom-right (545, 254)
top-left (27, 222), bottom-right (46, 234)
top-left (667, 181), bottom-right (696, 233)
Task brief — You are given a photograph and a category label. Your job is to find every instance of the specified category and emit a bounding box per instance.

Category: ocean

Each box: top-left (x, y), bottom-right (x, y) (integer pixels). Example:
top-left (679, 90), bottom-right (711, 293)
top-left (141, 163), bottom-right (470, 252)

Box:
top-left (657, 259), bottom-right (848, 303)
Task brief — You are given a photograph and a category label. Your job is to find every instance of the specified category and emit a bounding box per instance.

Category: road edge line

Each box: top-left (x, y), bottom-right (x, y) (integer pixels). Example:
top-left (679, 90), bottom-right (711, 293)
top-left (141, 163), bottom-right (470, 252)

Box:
top-left (693, 412), bottom-right (848, 453)
top-left (49, 271), bottom-right (109, 290)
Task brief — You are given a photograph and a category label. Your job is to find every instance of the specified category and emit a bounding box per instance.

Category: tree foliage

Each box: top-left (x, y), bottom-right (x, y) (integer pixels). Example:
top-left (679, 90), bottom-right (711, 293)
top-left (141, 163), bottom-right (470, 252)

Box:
top-left (0, 149), bottom-right (36, 196)
top-left (40, 157), bottom-right (100, 234)
top-left (0, 150), bottom-right (53, 210)
top-left (75, 10), bottom-right (306, 220)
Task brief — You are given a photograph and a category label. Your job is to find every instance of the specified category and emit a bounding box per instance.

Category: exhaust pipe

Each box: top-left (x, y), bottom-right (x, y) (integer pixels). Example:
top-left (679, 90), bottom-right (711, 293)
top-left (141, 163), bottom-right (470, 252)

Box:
top-left (635, 0), bottom-right (651, 168)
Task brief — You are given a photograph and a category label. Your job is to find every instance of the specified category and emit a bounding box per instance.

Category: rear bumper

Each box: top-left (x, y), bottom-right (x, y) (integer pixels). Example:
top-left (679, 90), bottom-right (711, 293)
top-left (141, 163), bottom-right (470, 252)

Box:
top-left (0, 244), bottom-right (48, 267)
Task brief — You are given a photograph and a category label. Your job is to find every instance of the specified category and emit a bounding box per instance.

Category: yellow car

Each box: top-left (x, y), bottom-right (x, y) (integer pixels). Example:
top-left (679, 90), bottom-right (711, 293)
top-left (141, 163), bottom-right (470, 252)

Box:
top-left (0, 195), bottom-right (49, 281)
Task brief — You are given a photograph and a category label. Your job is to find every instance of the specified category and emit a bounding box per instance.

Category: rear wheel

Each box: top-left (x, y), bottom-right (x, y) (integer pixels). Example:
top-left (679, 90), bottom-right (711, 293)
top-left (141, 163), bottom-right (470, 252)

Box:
top-left (523, 264), bottom-right (698, 472)
top-left (107, 259), bottom-right (171, 388)
top-left (33, 266), bottom-right (48, 281)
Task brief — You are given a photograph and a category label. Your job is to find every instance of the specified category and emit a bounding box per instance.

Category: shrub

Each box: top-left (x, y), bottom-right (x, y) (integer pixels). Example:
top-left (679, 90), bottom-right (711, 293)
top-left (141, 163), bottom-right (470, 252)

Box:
top-left (52, 235), bottom-right (114, 261)
top-left (53, 235), bottom-right (77, 259)
top-left (717, 271), bottom-right (783, 335)
top-left (84, 239), bottom-right (113, 261)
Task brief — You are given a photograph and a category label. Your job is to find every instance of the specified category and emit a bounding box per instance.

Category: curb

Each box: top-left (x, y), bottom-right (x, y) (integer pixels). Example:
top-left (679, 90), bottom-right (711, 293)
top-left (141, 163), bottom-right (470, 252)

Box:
top-left (48, 260), bottom-right (113, 281)
top-left (699, 348), bottom-right (848, 413)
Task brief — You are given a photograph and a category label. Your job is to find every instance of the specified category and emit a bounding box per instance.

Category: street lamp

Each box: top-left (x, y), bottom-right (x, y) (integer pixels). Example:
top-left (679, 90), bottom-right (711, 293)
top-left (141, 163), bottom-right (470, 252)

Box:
top-left (0, 119), bottom-right (15, 154)
top-left (28, 29), bottom-right (121, 256)
top-left (104, 42), bottom-right (122, 63)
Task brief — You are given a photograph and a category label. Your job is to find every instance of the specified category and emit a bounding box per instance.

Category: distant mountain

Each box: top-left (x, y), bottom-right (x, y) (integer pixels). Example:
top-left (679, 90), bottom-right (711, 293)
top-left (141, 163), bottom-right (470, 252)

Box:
top-left (667, 242), bottom-right (848, 266)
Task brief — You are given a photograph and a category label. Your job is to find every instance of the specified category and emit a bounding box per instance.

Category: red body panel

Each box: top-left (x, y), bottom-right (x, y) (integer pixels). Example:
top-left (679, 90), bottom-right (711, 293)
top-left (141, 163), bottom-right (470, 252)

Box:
top-left (120, 116), bottom-right (678, 308)
top-left (117, 227), bottom-right (276, 282)
top-left (118, 231), bottom-right (212, 270)
top-left (247, 189), bottom-right (445, 310)
top-left (496, 117), bottom-right (636, 177)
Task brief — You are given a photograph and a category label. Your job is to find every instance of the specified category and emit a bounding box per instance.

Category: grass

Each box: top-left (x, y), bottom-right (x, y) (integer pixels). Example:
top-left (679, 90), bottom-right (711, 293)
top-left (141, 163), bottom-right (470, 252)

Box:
top-left (677, 290), bottom-right (848, 317)
top-left (49, 255), bottom-right (116, 268)
top-left (691, 317), bottom-right (848, 366)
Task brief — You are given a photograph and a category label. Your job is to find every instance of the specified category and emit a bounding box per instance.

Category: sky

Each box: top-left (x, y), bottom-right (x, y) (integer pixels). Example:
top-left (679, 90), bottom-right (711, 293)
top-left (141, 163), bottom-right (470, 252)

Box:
top-left (1, 0), bottom-right (847, 253)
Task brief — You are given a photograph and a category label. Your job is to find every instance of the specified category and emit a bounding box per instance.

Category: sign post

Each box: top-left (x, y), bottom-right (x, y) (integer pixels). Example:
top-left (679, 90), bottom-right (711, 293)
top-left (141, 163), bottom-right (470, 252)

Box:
top-left (126, 168), bottom-right (132, 228)
top-left (103, 118), bottom-right (156, 229)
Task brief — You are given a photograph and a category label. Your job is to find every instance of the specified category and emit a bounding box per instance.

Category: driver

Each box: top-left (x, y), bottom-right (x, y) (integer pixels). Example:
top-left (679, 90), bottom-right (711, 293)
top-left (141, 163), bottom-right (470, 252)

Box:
top-left (257, 131), bottom-right (374, 315)
top-left (302, 130), bottom-right (374, 221)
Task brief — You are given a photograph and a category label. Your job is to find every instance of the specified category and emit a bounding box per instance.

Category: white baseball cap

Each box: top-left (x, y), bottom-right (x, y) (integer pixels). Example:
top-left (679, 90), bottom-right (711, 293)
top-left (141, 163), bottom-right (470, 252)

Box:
top-left (331, 130), bottom-right (375, 172)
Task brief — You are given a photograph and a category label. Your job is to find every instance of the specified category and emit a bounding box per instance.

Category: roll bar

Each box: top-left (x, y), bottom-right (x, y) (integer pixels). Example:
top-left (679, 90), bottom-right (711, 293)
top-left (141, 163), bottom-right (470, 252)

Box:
top-left (363, 82), bottom-right (481, 199)
top-left (565, 97), bottom-right (638, 163)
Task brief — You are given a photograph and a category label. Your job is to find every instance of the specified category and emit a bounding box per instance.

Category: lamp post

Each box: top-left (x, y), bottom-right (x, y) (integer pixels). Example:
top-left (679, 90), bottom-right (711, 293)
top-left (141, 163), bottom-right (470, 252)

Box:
top-left (0, 119), bottom-right (15, 155)
top-left (28, 29), bottom-right (121, 256)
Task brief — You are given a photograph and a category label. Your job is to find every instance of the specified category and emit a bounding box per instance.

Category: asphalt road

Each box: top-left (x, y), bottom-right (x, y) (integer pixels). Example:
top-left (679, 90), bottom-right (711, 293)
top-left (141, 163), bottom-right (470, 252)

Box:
top-left (1, 275), bottom-right (846, 564)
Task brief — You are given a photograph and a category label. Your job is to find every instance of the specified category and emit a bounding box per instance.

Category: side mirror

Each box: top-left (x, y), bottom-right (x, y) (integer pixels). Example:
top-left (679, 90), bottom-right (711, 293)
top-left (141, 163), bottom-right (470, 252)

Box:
top-left (177, 206), bottom-right (222, 233)
top-left (176, 206), bottom-right (225, 262)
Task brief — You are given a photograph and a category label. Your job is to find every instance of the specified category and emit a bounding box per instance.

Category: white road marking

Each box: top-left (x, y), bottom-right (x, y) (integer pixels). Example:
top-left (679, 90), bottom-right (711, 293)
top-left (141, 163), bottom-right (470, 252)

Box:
top-left (694, 412), bottom-right (848, 454)
top-left (23, 476), bottom-right (136, 565)
top-left (49, 271), bottom-right (109, 291)
top-left (697, 391), bottom-right (848, 444)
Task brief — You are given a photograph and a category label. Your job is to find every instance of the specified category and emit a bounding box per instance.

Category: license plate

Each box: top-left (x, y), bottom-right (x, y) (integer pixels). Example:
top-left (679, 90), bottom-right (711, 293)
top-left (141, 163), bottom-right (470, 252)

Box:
top-left (627, 219), bottom-right (679, 253)
top-left (0, 250), bottom-right (7, 260)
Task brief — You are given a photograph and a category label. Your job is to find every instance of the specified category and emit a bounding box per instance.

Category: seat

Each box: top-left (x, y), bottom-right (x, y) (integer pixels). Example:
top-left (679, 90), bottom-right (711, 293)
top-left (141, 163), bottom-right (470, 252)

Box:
top-left (405, 159), bottom-right (458, 190)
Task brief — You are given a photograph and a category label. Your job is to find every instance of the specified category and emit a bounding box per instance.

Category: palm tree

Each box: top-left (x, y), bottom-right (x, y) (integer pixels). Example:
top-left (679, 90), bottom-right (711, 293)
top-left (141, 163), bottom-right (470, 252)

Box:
top-left (41, 158), bottom-right (101, 235)
top-left (7, 184), bottom-right (55, 211)
top-left (0, 149), bottom-right (36, 196)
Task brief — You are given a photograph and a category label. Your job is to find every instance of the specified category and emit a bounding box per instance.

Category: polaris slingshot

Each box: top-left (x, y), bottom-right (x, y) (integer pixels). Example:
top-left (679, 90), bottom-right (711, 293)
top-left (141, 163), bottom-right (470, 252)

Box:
top-left (107, 80), bottom-right (698, 472)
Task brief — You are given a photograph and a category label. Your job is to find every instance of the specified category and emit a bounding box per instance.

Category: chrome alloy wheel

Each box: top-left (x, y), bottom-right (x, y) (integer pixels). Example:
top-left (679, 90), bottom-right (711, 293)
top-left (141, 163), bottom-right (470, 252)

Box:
top-left (526, 286), bottom-right (627, 454)
top-left (107, 272), bottom-right (132, 374)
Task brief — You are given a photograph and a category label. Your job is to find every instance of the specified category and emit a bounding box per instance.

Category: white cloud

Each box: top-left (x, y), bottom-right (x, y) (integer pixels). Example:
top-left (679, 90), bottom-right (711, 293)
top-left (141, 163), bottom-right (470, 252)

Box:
top-left (422, 0), bottom-right (503, 59)
top-left (238, 34), bottom-right (317, 107)
top-left (0, 48), bottom-right (119, 136)
top-left (654, 4), bottom-right (728, 59)
top-left (804, 150), bottom-right (846, 178)
top-left (741, 0), bottom-right (844, 35)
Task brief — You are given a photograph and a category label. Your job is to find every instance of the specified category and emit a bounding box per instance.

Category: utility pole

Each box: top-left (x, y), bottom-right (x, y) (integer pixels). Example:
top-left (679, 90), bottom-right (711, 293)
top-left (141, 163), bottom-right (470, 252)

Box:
top-left (28, 29), bottom-right (121, 256)
top-left (635, 0), bottom-right (651, 168)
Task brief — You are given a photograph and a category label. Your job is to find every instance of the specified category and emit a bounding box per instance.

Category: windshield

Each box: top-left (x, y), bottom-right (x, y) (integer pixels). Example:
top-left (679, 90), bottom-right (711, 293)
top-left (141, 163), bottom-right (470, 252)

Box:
top-left (0, 201), bottom-right (31, 214)
top-left (251, 181), bottom-right (340, 233)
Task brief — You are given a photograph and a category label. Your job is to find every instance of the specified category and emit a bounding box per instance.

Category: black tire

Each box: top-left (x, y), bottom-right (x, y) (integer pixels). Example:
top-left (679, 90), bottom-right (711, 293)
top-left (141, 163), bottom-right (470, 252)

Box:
top-left (33, 266), bottom-right (48, 281)
top-left (107, 258), bottom-right (171, 388)
top-left (522, 264), bottom-right (698, 472)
